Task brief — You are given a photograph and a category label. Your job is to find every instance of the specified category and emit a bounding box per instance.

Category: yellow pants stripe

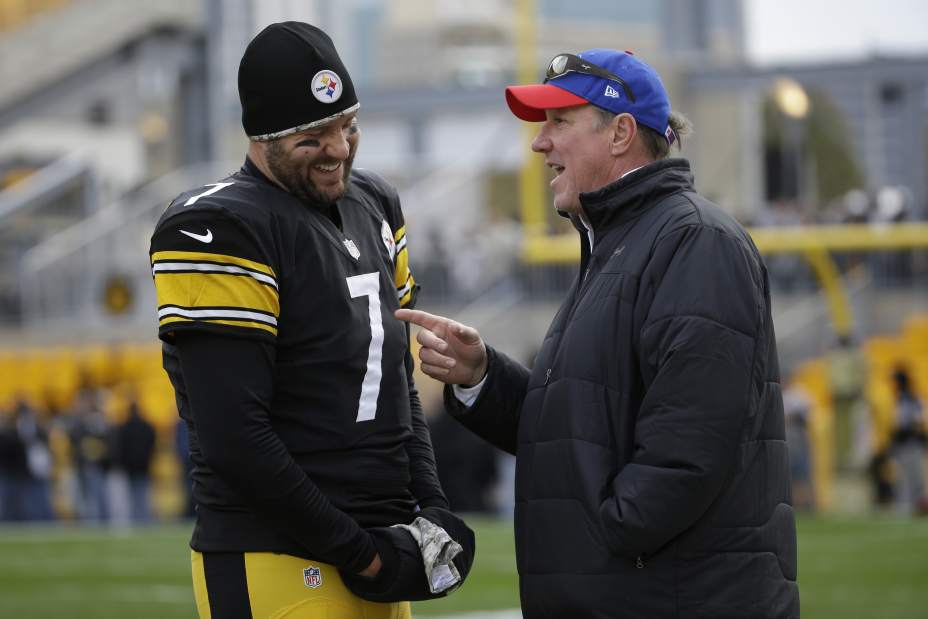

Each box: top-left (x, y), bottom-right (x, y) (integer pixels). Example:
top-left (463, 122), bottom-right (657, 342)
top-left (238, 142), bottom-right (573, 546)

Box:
top-left (191, 551), bottom-right (213, 619)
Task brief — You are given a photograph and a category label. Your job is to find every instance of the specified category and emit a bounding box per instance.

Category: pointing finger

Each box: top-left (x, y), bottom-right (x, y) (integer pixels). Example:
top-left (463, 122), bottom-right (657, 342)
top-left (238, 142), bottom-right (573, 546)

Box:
top-left (395, 308), bottom-right (447, 331)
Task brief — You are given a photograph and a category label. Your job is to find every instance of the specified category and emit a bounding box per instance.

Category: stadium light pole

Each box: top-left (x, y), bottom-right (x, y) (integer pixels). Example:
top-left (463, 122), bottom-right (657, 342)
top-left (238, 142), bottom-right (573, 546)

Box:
top-left (515, 0), bottom-right (546, 237)
top-left (772, 77), bottom-right (811, 209)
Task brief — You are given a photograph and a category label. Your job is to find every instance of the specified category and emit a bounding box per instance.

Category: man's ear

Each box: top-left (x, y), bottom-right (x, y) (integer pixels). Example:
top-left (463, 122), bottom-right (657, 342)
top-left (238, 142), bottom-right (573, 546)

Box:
top-left (610, 113), bottom-right (637, 156)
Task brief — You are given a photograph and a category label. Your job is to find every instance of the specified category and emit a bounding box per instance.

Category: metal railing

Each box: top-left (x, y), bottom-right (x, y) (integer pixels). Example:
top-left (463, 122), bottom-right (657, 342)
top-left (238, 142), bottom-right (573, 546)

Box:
top-left (0, 153), bottom-right (94, 226)
top-left (17, 161), bottom-right (237, 336)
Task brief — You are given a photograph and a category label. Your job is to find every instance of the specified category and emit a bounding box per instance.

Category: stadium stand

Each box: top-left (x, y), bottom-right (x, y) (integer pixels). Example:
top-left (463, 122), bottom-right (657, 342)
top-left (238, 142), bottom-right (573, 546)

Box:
top-left (0, 342), bottom-right (173, 427)
top-left (0, 304), bottom-right (922, 521)
top-left (790, 313), bottom-right (928, 510)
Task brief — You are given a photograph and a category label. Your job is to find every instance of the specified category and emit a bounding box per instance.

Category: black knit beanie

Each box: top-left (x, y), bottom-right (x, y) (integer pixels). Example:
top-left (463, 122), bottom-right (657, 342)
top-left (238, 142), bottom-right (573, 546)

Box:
top-left (238, 21), bottom-right (359, 141)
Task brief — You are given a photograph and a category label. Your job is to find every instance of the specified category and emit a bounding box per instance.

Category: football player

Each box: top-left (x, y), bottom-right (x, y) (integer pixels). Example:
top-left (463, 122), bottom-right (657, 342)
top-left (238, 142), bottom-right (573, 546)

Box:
top-left (150, 22), bottom-right (471, 618)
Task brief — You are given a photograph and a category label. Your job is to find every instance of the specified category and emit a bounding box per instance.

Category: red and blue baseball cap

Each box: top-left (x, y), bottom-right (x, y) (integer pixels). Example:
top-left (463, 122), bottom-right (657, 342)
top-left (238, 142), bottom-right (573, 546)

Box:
top-left (505, 49), bottom-right (675, 144)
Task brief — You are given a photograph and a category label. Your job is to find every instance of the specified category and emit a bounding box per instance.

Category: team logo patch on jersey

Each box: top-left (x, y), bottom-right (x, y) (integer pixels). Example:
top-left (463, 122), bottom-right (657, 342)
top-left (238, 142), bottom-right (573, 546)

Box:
top-left (381, 220), bottom-right (396, 260)
top-left (343, 238), bottom-right (361, 260)
top-left (311, 70), bottom-right (343, 103)
top-left (303, 566), bottom-right (322, 589)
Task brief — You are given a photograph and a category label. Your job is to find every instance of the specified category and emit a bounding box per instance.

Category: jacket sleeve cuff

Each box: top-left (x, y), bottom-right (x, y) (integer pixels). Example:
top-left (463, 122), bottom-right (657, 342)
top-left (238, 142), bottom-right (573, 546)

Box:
top-left (341, 530), bottom-right (379, 575)
top-left (445, 346), bottom-right (497, 417)
top-left (450, 374), bottom-right (487, 407)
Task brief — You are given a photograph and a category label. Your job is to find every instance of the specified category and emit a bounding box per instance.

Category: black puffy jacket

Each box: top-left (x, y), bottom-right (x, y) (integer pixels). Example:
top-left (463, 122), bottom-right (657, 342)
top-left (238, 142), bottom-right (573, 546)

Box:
top-left (446, 159), bottom-right (799, 618)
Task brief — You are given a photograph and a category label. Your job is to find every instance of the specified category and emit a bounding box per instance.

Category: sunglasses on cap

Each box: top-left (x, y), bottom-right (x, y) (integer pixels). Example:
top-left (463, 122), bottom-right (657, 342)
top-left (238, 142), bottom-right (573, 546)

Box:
top-left (544, 53), bottom-right (636, 103)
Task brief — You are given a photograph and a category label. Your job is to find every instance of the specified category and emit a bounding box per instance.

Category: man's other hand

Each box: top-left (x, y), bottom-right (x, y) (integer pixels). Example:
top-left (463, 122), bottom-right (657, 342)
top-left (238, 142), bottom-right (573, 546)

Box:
top-left (394, 309), bottom-right (487, 386)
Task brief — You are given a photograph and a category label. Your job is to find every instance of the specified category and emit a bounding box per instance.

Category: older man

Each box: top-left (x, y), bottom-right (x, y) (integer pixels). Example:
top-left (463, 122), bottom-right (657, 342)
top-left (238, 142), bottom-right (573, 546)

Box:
top-left (399, 49), bottom-right (799, 618)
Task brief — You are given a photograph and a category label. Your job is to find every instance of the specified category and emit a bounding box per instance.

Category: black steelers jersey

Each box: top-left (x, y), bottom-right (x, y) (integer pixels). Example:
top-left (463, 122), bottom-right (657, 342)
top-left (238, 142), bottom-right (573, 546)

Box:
top-left (150, 158), bottom-right (441, 559)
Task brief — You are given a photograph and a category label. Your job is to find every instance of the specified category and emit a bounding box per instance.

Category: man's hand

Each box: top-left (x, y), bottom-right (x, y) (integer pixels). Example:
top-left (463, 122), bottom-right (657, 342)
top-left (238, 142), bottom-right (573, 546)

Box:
top-left (340, 509), bottom-right (476, 602)
top-left (394, 309), bottom-right (487, 386)
top-left (358, 553), bottom-right (382, 579)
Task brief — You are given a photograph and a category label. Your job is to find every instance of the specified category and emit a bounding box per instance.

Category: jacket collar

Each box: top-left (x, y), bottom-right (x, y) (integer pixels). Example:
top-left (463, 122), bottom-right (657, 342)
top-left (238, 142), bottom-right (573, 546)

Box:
top-left (570, 158), bottom-right (694, 235)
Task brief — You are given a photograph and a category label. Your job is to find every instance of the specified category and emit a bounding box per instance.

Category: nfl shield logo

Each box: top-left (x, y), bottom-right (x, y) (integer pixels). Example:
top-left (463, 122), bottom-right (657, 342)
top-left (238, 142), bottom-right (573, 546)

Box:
top-left (343, 239), bottom-right (361, 260)
top-left (303, 566), bottom-right (322, 589)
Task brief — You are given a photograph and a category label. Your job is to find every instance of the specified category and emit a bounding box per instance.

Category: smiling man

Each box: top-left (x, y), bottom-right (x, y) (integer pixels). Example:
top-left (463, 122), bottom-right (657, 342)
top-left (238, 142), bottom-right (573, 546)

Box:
top-left (149, 22), bottom-right (473, 619)
top-left (398, 49), bottom-right (799, 618)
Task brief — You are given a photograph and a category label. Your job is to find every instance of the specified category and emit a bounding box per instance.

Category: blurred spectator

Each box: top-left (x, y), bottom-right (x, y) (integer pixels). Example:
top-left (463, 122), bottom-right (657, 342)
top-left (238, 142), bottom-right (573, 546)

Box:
top-left (0, 400), bottom-right (54, 521)
top-left (417, 224), bottom-right (453, 302)
top-left (873, 186), bottom-right (912, 224)
top-left (428, 399), bottom-right (498, 513)
top-left (66, 389), bottom-right (112, 521)
top-left (783, 383), bottom-right (814, 511)
top-left (872, 186), bottom-right (916, 285)
top-left (494, 453), bottom-right (516, 519)
top-left (841, 189), bottom-right (871, 224)
top-left (174, 417), bottom-right (195, 518)
top-left (833, 188), bottom-right (870, 275)
top-left (112, 401), bottom-right (156, 522)
top-left (889, 367), bottom-right (926, 515)
top-left (868, 448), bottom-right (895, 508)
top-left (827, 335), bottom-right (867, 471)
top-left (0, 411), bottom-right (14, 519)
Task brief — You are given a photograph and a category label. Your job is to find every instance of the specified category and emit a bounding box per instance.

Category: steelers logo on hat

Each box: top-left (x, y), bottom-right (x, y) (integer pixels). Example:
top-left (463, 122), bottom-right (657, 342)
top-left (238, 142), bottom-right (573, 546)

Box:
top-left (312, 70), bottom-right (343, 103)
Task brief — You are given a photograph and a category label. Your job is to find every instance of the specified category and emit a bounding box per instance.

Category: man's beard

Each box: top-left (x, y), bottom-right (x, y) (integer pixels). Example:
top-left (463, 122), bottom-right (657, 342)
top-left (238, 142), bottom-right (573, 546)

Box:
top-left (266, 142), bottom-right (354, 207)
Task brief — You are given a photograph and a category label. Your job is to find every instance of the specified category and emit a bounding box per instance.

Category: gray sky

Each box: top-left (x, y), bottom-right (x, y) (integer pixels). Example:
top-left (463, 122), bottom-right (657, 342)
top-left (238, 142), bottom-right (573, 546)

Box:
top-left (745, 0), bottom-right (928, 64)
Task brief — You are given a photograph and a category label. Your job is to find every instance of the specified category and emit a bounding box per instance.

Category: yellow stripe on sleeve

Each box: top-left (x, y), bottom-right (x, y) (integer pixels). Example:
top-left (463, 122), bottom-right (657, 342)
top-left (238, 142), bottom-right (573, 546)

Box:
top-left (400, 275), bottom-right (416, 307)
top-left (394, 247), bottom-right (410, 290)
top-left (398, 272), bottom-right (416, 308)
top-left (154, 271), bottom-right (280, 317)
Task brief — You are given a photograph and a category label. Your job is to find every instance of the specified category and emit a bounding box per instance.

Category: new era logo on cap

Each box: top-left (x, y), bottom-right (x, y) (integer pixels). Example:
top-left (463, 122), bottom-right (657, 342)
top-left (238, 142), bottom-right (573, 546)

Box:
top-left (604, 85), bottom-right (621, 99)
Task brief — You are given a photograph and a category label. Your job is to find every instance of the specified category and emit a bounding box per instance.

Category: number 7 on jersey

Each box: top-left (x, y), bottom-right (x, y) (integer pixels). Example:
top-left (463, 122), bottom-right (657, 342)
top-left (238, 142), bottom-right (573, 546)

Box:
top-left (346, 273), bottom-right (383, 422)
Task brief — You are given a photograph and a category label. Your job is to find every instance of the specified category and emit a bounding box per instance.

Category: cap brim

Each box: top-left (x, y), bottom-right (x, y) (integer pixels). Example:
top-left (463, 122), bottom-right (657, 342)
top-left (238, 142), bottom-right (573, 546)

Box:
top-left (505, 84), bottom-right (589, 121)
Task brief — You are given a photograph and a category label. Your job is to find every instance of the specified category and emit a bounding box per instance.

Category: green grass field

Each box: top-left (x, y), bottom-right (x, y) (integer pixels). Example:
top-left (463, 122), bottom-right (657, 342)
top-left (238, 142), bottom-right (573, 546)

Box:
top-left (0, 515), bottom-right (925, 618)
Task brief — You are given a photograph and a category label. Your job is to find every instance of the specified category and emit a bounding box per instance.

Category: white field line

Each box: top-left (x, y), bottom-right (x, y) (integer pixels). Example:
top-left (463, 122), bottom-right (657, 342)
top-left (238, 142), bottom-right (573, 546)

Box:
top-left (14, 584), bottom-right (192, 605)
top-left (436, 611), bottom-right (522, 619)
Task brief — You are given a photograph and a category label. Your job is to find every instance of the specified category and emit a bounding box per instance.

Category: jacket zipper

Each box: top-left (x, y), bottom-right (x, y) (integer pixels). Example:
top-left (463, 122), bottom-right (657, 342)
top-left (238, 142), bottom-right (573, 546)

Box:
top-left (543, 247), bottom-right (593, 390)
top-left (635, 556), bottom-right (645, 569)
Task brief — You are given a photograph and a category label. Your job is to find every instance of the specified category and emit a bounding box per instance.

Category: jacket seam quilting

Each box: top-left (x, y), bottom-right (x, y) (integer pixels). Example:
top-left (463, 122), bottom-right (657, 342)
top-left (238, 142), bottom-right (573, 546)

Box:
top-left (640, 313), bottom-right (756, 342)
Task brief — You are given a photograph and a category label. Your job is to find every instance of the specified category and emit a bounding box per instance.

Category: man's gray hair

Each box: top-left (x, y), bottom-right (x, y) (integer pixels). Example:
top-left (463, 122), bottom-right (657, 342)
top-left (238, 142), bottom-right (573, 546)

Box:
top-left (592, 107), bottom-right (692, 160)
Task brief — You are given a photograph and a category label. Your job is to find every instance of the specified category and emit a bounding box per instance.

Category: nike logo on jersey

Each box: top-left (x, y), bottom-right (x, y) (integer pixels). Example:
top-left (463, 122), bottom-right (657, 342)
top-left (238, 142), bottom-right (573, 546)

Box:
top-left (180, 228), bottom-right (213, 243)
